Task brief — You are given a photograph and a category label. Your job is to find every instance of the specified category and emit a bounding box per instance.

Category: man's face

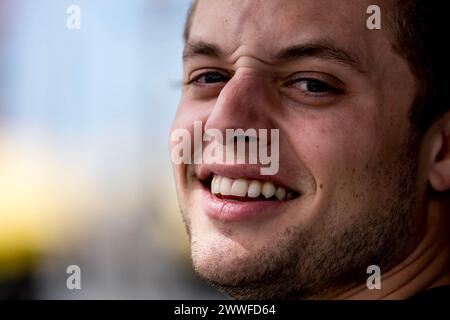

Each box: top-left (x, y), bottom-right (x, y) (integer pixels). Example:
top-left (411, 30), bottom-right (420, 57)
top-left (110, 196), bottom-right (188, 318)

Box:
top-left (171, 0), bottom-right (425, 299)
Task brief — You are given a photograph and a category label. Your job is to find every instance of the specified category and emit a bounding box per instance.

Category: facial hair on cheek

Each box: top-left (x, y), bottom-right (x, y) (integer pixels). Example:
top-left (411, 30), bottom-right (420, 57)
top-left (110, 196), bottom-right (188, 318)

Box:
top-left (185, 134), bottom-right (422, 299)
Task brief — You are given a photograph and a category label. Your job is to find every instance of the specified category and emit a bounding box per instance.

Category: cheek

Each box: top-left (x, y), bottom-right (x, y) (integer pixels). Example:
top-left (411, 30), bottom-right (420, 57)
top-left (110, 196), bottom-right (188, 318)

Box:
top-left (283, 107), bottom-right (383, 191)
top-left (172, 95), bottom-right (213, 130)
top-left (170, 97), bottom-right (212, 173)
top-left (170, 100), bottom-right (199, 205)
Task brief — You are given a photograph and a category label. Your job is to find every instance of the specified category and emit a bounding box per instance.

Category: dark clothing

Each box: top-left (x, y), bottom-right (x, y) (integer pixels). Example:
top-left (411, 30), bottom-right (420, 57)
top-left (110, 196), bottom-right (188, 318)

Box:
top-left (410, 285), bottom-right (450, 300)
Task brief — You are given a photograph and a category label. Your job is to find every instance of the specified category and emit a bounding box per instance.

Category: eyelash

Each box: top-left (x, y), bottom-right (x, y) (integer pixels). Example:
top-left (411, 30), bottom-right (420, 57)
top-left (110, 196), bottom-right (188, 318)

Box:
top-left (187, 71), bottom-right (230, 86)
top-left (285, 77), bottom-right (342, 97)
top-left (188, 71), bottom-right (342, 98)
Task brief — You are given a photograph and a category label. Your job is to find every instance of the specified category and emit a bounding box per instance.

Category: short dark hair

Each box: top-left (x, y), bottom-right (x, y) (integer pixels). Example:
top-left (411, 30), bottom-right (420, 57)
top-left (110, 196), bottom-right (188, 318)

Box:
top-left (183, 0), bottom-right (198, 43)
top-left (392, 0), bottom-right (449, 134)
top-left (183, 0), bottom-right (449, 134)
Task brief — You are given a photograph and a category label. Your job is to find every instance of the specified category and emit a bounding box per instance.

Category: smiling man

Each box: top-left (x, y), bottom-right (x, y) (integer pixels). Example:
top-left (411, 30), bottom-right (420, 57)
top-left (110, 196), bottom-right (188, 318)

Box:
top-left (170, 0), bottom-right (450, 300)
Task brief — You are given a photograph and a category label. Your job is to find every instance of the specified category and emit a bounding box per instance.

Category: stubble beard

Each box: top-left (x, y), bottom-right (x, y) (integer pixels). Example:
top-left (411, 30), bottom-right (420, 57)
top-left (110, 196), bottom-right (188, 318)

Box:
top-left (182, 133), bottom-right (423, 300)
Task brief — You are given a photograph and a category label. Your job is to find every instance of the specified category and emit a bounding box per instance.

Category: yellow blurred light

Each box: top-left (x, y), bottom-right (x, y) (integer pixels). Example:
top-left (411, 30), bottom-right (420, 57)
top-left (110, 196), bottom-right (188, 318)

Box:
top-left (0, 132), bottom-right (98, 276)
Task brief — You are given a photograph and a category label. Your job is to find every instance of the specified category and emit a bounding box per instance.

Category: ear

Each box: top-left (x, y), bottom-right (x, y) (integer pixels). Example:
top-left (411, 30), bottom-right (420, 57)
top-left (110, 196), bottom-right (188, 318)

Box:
top-left (429, 113), bottom-right (450, 192)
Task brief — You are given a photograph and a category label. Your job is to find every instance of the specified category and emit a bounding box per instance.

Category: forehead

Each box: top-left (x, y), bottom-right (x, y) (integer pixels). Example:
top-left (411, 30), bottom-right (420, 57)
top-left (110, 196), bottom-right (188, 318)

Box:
top-left (189, 0), bottom-right (394, 69)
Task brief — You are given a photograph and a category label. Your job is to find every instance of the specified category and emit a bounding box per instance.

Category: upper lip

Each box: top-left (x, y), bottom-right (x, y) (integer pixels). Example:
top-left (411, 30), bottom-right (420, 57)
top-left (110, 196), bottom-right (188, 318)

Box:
top-left (196, 164), bottom-right (299, 193)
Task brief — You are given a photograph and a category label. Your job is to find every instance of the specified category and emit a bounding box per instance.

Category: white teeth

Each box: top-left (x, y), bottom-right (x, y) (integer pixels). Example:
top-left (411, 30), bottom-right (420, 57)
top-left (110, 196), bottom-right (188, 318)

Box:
top-left (209, 174), bottom-right (296, 201)
top-left (247, 180), bottom-right (262, 198)
top-left (212, 175), bottom-right (217, 193)
top-left (275, 187), bottom-right (287, 201)
top-left (261, 181), bottom-right (276, 199)
top-left (220, 177), bottom-right (232, 196)
top-left (212, 175), bottom-right (222, 194)
top-left (230, 179), bottom-right (248, 197)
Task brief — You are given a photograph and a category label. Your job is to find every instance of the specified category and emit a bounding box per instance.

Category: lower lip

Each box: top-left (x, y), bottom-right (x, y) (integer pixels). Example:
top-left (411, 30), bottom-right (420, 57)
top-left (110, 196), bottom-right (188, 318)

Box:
top-left (200, 184), bottom-right (292, 222)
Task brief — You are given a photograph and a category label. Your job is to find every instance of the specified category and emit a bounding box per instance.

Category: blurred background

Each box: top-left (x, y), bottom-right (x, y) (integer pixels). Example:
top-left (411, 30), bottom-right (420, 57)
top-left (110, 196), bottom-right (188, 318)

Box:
top-left (0, 0), bottom-right (224, 299)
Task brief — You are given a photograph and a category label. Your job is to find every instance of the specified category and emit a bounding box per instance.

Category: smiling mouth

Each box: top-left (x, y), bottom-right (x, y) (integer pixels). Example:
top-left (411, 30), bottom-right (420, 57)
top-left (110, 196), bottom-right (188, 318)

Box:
top-left (200, 174), bottom-right (300, 202)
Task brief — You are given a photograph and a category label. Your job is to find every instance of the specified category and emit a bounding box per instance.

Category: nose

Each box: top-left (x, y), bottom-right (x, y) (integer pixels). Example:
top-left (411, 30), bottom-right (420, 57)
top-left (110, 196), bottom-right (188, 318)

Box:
top-left (204, 70), bottom-right (277, 135)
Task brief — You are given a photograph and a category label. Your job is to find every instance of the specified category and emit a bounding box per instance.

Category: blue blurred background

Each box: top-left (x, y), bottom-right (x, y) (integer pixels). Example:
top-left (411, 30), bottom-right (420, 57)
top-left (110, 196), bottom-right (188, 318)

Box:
top-left (0, 0), bottom-right (224, 299)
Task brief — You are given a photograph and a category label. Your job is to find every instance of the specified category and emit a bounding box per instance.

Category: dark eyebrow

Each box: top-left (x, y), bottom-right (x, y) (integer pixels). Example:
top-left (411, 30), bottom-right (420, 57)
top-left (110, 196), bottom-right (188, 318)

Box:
top-left (183, 40), bottom-right (366, 73)
top-left (273, 42), bottom-right (366, 73)
top-left (183, 41), bottom-right (224, 61)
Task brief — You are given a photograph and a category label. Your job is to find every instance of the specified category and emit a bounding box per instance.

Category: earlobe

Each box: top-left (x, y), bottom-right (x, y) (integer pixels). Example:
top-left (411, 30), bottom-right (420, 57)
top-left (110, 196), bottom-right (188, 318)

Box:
top-left (429, 159), bottom-right (450, 192)
top-left (429, 116), bottom-right (450, 192)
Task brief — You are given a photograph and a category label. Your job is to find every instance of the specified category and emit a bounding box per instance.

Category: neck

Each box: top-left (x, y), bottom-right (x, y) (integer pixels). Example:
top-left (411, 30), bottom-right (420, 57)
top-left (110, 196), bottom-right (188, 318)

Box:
top-left (334, 196), bottom-right (450, 300)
